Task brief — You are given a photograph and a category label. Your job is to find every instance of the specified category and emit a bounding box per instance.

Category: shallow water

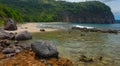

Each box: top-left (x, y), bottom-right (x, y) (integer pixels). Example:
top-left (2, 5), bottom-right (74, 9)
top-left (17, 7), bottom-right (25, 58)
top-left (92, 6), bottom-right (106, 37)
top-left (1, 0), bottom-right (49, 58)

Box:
top-left (31, 22), bottom-right (120, 66)
top-left (30, 30), bottom-right (120, 66)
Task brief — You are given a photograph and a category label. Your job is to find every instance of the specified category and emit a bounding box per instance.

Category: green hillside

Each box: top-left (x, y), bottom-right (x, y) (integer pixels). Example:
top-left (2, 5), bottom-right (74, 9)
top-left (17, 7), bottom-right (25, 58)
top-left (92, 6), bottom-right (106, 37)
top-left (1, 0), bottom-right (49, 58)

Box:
top-left (0, 0), bottom-right (115, 23)
top-left (0, 4), bottom-right (22, 21)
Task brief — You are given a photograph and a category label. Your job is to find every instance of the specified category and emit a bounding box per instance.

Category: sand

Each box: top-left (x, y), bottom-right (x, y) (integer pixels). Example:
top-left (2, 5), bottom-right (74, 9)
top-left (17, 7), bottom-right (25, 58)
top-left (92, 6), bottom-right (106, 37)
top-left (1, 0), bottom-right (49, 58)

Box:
top-left (4, 23), bottom-right (58, 33)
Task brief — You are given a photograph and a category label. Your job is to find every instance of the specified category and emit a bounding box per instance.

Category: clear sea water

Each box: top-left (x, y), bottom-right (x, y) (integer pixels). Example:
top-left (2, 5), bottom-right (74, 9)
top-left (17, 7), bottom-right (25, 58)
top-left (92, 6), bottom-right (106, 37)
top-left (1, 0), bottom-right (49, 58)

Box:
top-left (37, 22), bottom-right (120, 30)
top-left (32, 22), bottom-right (120, 66)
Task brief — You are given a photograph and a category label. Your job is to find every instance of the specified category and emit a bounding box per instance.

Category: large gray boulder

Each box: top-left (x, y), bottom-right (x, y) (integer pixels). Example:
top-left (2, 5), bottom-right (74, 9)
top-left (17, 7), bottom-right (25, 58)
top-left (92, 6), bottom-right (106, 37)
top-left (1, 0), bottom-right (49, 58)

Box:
top-left (15, 31), bottom-right (32, 41)
top-left (4, 19), bottom-right (17, 31)
top-left (31, 40), bottom-right (59, 59)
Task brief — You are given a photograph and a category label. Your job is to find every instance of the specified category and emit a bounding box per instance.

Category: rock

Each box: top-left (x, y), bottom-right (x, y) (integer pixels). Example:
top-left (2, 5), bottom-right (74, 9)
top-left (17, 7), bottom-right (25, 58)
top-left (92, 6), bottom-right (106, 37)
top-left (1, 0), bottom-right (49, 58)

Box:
top-left (17, 43), bottom-right (31, 49)
top-left (4, 19), bottom-right (17, 31)
top-left (0, 46), bottom-right (3, 52)
top-left (14, 40), bottom-right (19, 44)
top-left (79, 55), bottom-right (93, 63)
top-left (0, 31), bottom-right (11, 39)
top-left (98, 56), bottom-right (103, 61)
top-left (5, 53), bottom-right (15, 58)
top-left (15, 49), bottom-right (21, 54)
top-left (15, 31), bottom-right (32, 41)
top-left (40, 29), bottom-right (45, 32)
top-left (0, 40), bottom-right (11, 47)
top-left (47, 57), bottom-right (73, 66)
top-left (31, 40), bottom-right (59, 59)
top-left (16, 46), bottom-right (22, 50)
top-left (2, 48), bottom-right (15, 54)
top-left (108, 29), bottom-right (118, 34)
top-left (3, 40), bottom-right (10, 46)
top-left (80, 34), bottom-right (85, 36)
top-left (9, 32), bottom-right (16, 40)
top-left (72, 26), bottom-right (118, 34)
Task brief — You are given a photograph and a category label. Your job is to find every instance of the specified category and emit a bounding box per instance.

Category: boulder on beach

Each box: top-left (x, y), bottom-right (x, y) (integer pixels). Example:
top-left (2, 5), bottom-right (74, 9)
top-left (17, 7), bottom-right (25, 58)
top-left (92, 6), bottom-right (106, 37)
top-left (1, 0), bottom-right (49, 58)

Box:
top-left (15, 31), bottom-right (32, 41)
top-left (4, 19), bottom-right (17, 31)
top-left (31, 40), bottom-right (59, 59)
top-left (40, 29), bottom-right (45, 32)
top-left (0, 31), bottom-right (11, 39)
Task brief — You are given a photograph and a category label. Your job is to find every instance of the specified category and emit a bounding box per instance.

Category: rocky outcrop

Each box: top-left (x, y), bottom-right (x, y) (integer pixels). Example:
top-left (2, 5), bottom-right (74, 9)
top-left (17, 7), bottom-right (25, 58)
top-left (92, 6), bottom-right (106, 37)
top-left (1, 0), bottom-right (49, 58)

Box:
top-left (15, 31), bottom-right (32, 41)
top-left (31, 40), bottom-right (59, 59)
top-left (4, 19), bottom-right (17, 31)
top-left (72, 26), bottom-right (118, 34)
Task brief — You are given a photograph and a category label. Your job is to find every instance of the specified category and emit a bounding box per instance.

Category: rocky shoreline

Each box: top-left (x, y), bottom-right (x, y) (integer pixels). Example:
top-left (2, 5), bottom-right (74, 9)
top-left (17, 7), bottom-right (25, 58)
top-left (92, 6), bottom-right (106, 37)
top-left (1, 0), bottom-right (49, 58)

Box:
top-left (0, 31), bottom-right (73, 66)
top-left (0, 29), bottom-right (115, 66)
top-left (0, 20), bottom-right (73, 66)
top-left (0, 20), bottom-right (116, 66)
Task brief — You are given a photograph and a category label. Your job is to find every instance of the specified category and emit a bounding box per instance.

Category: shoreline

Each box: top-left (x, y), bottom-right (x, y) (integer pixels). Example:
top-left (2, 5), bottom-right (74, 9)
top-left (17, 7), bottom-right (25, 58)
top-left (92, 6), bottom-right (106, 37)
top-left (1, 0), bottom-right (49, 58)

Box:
top-left (4, 22), bottom-right (58, 33)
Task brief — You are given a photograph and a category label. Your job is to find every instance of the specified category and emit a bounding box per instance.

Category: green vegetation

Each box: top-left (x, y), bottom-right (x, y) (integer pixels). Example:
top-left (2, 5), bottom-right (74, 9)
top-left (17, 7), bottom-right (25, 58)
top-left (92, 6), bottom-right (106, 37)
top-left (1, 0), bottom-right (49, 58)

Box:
top-left (0, 0), bottom-right (115, 23)
top-left (0, 20), bottom-right (4, 26)
top-left (0, 4), bottom-right (23, 23)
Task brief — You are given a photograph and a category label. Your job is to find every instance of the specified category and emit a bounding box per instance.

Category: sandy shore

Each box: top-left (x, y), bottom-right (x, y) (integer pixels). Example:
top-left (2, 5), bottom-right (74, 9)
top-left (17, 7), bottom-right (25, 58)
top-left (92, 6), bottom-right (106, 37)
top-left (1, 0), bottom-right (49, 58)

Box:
top-left (5, 23), bottom-right (58, 33)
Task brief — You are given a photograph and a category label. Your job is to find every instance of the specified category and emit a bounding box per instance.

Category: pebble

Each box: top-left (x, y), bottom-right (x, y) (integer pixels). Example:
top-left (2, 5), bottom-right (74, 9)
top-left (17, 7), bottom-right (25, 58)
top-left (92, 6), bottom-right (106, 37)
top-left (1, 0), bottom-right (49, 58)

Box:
top-left (15, 49), bottom-right (21, 54)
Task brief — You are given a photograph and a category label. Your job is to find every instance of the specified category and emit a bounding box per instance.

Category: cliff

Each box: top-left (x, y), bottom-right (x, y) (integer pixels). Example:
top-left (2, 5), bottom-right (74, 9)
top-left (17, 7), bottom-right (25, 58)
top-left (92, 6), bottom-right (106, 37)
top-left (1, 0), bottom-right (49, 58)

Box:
top-left (0, 0), bottom-right (115, 24)
top-left (55, 1), bottom-right (115, 24)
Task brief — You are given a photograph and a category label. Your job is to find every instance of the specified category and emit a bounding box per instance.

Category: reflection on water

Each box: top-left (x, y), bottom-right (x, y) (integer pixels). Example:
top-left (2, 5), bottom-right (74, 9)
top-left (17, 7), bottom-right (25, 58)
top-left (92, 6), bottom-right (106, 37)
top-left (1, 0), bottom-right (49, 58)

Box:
top-left (31, 29), bottom-right (120, 66)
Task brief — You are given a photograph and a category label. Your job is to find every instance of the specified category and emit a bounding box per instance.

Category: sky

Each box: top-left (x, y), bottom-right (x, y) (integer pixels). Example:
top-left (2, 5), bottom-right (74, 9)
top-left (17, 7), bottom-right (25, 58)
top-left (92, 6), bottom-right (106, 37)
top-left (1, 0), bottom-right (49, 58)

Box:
top-left (64, 0), bottom-right (120, 20)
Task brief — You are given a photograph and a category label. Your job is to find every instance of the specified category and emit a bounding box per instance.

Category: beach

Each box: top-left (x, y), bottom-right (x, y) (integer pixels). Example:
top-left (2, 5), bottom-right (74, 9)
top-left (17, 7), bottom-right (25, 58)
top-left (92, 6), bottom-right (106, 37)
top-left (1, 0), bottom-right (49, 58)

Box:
top-left (1, 22), bottom-right (120, 66)
top-left (4, 23), bottom-right (58, 33)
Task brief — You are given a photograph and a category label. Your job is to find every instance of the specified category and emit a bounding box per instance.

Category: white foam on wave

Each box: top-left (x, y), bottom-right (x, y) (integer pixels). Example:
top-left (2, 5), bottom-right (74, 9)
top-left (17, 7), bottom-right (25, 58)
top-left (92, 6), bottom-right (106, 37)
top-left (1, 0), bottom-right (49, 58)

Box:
top-left (73, 25), bottom-right (94, 29)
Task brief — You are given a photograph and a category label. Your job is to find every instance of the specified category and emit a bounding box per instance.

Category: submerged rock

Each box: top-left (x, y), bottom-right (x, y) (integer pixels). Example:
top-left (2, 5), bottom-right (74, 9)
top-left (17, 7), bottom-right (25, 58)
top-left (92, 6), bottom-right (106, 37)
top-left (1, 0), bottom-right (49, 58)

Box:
top-left (31, 40), bottom-right (59, 59)
top-left (4, 19), bottom-right (17, 31)
top-left (79, 55), bottom-right (93, 63)
top-left (40, 29), bottom-right (45, 32)
top-left (15, 31), bottom-right (32, 41)
top-left (72, 26), bottom-right (118, 34)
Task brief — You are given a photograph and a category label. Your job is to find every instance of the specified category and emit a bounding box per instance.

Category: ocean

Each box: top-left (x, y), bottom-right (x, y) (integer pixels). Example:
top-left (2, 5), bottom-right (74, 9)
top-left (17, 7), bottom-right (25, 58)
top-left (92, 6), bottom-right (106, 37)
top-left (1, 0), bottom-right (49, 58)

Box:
top-left (32, 22), bottom-right (120, 66)
top-left (37, 22), bottom-right (120, 30)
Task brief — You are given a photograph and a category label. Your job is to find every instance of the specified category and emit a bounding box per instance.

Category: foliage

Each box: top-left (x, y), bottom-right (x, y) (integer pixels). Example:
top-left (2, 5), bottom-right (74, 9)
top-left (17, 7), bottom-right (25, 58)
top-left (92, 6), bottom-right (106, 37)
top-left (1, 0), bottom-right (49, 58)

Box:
top-left (0, 20), bottom-right (4, 26)
top-left (0, 0), bottom-right (114, 23)
top-left (0, 4), bottom-right (23, 22)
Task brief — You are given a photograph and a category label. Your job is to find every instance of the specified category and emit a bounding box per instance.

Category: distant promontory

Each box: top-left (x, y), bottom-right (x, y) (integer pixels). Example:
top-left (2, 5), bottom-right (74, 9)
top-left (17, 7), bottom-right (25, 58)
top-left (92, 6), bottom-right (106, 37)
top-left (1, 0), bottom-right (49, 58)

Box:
top-left (0, 0), bottom-right (115, 24)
